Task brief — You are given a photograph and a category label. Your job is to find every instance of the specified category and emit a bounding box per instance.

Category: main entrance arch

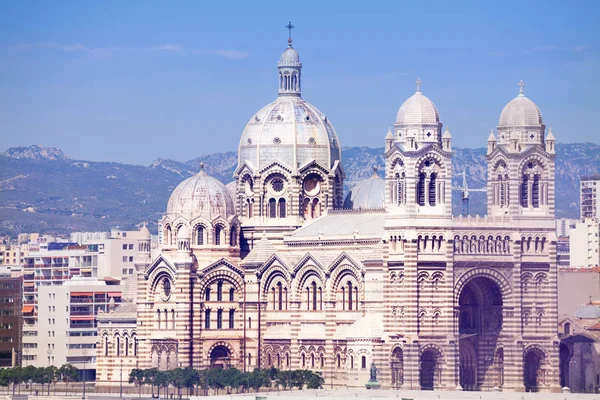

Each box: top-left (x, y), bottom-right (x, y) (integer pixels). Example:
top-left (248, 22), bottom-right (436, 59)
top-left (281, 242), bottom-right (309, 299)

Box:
top-left (419, 347), bottom-right (443, 390)
top-left (210, 345), bottom-right (232, 369)
top-left (524, 347), bottom-right (546, 392)
top-left (458, 276), bottom-right (503, 390)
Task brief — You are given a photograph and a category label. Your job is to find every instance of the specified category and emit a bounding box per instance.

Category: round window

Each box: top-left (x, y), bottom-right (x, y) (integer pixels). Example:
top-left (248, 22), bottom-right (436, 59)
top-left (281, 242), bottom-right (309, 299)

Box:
top-left (271, 178), bottom-right (285, 193)
top-left (303, 176), bottom-right (321, 196)
top-left (161, 277), bottom-right (171, 301)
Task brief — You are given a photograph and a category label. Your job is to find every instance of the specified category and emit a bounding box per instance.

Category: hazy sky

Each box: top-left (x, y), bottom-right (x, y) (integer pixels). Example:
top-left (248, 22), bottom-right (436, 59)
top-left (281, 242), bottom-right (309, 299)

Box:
top-left (1, 1), bottom-right (599, 165)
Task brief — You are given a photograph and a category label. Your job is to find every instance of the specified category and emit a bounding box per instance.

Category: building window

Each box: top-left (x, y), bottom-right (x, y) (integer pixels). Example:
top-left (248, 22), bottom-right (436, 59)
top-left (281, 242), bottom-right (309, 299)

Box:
top-left (278, 199), bottom-right (286, 218)
top-left (104, 336), bottom-right (108, 356)
top-left (116, 337), bottom-right (120, 356)
top-left (248, 317), bottom-right (252, 329)
top-left (228, 309), bottom-right (235, 329)
top-left (217, 309), bottom-right (223, 329)
top-left (532, 175), bottom-right (540, 208)
top-left (122, 244), bottom-right (127, 250)
top-left (204, 309), bottom-right (211, 329)
top-left (521, 175), bottom-right (529, 207)
top-left (217, 281), bottom-right (223, 301)
top-left (197, 226), bottom-right (204, 245)
top-left (229, 287), bottom-right (235, 302)
top-left (429, 173), bottom-right (437, 206)
top-left (125, 336), bottom-right (129, 356)
top-left (205, 287), bottom-right (211, 301)
top-left (361, 356), bottom-right (367, 369)
top-left (269, 198), bottom-right (277, 218)
top-left (214, 226), bottom-right (222, 245)
top-left (350, 355), bottom-right (354, 369)
top-left (337, 354), bottom-right (341, 368)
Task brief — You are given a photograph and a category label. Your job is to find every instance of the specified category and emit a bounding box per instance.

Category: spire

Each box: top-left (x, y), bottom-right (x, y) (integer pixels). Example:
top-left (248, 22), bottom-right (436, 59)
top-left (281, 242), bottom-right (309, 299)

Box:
top-left (415, 78), bottom-right (422, 93)
top-left (278, 22), bottom-right (302, 97)
top-left (546, 126), bottom-right (555, 140)
top-left (518, 80), bottom-right (525, 95)
top-left (285, 21), bottom-right (294, 47)
top-left (385, 127), bottom-right (393, 139)
top-left (488, 129), bottom-right (497, 142)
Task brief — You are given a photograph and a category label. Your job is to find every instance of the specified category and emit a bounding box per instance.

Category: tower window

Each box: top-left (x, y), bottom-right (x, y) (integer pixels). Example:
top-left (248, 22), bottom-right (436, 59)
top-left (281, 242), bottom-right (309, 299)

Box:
top-left (204, 309), bottom-right (211, 329)
top-left (418, 173), bottom-right (426, 206)
top-left (278, 198), bottom-right (286, 218)
top-left (429, 173), bottom-right (437, 206)
top-left (217, 309), bottom-right (223, 329)
top-left (521, 175), bottom-right (529, 208)
top-left (228, 309), bottom-right (235, 329)
top-left (532, 175), bottom-right (540, 208)
top-left (269, 198), bottom-right (277, 218)
top-left (196, 226), bottom-right (204, 245)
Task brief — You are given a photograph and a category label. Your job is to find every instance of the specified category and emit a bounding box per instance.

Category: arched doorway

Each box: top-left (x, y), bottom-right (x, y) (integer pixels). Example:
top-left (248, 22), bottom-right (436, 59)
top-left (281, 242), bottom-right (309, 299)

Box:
top-left (420, 348), bottom-right (442, 390)
top-left (524, 347), bottom-right (545, 392)
top-left (559, 343), bottom-right (571, 388)
top-left (210, 345), bottom-right (231, 369)
top-left (458, 276), bottom-right (503, 391)
top-left (390, 347), bottom-right (404, 388)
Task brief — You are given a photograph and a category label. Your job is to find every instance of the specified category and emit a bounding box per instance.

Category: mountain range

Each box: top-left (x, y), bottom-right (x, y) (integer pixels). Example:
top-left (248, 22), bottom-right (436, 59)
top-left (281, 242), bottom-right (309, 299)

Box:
top-left (0, 143), bottom-right (598, 236)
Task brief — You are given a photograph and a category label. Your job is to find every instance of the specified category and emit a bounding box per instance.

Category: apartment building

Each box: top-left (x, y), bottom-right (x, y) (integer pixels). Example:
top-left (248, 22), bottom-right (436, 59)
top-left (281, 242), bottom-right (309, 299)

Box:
top-left (0, 274), bottom-right (22, 367)
top-left (35, 277), bottom-right (121, 379)
top-left (581, 175), bottom-right (600, 220)
top-left (570, 218), bottom-right (600, 269)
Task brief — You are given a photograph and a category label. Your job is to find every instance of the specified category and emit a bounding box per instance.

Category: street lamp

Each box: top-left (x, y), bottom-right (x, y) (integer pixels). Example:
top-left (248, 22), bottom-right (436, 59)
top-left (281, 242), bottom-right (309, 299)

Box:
top-left (82, 349), bottom-right (87, 400)
top-left (47, 349), bottom-right (52, 396)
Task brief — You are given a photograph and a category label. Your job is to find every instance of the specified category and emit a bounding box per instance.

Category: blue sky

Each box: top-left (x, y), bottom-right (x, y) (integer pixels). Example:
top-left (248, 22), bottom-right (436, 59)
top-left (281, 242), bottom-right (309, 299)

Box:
top-left (1, 1), bottom-right (598, 165)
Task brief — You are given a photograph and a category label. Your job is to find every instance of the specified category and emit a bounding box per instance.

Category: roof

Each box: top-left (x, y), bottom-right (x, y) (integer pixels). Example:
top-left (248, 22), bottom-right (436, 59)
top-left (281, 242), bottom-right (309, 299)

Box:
top-left (166, 166), bottom-right (235, 220)
top-left (289, 211), bottom-right (386, 239)
top-left (346, 313), bottom-right (384, 339)
top-left (396, 90), bottom-right (440, 126)
top-left (498, 94), bottom-right (543, 127)
top-left (575, 303), bottom-right (600, 319)
top-left (242, 233), bottom-right (278, 266)
top-left (343, 171), bottom-right (385, 210)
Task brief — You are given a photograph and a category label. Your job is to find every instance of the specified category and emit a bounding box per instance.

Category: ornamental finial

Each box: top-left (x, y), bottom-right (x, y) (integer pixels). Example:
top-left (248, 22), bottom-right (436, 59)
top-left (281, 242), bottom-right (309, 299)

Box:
top-left (415, 78), bottom-right (422, 93)
top-left (518, 80), bottom-right (525, 95)
top-left (285, 21), bottom-right (295, 46)
top-left (199, 162), bottom-right (204, 172)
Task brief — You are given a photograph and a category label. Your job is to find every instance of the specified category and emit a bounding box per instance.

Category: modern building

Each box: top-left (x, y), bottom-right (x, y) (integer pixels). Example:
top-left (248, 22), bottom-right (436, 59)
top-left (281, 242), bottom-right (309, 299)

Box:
top-left (31, 277), bottom-right (121, 379)
top-left (556, 218), bottom-right (578, 238)
top-left (0, 274), bottom-right (22, 367)
top-left (581, 175), bottom-right (600, 221)
top-left (97, 34), bottom-right (561, 392)
top-left (21, 232), bottom-right (141, 366)
top-left (569, 219), bottom-right (600, 269)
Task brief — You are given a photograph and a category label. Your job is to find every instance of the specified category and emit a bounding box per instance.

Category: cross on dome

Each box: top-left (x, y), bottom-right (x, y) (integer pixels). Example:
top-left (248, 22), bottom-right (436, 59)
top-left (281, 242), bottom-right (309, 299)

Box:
top-left (285, 21), bottom-right (295, 46)
top-left (415, 78), bottom-right (422, 93)
top-left (518, 80), bottom-right (525, 95)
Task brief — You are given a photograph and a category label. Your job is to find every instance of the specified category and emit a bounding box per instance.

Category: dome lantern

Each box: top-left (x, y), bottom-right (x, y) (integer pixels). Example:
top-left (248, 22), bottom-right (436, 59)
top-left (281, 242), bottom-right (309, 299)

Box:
top-left (278, 21), bottom-right (302, 97)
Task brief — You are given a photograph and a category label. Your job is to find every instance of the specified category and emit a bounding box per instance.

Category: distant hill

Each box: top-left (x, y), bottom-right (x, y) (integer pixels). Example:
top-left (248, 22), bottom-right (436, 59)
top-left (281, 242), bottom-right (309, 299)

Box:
top-left (0, 143), bottom-right (598, 236)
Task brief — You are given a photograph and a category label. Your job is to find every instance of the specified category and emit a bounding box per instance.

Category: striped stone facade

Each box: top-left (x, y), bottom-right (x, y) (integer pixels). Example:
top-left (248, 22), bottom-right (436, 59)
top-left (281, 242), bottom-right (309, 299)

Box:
top-left (95, 40), bottom-right (560, 393)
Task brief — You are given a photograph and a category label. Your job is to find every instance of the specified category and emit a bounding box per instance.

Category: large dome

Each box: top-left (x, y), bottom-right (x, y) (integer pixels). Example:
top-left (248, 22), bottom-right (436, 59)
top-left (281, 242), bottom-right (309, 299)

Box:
top-left (396, 91), bottom-right (440, 126)
top-left (343, 170), bottom-right (385, 209)
top-left (166, 167), bottom-right (235, 220)
top-left (498, 93), bottom-right (543, 127)
top-left (574, 303), bottom-right (600, 319)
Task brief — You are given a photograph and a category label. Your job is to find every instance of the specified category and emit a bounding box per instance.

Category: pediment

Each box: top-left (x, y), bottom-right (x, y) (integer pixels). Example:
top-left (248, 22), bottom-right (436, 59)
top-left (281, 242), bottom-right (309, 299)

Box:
top-left (199, 257), bottom-right (245, 277)
top-left (292, 252), bottom-right (325, 277)
top-left (258, 160), bottom-right (293, 176)
top-left (145, 254), bottom-right (177, 278)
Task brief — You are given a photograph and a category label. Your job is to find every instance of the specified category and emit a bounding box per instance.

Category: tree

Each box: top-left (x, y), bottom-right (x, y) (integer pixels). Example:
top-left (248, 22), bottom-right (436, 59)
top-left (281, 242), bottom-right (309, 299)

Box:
top-left (248, 369), bottom-right (269, 393)
top-left (128, 368), bottom-right (145, 398)
top-left (59, 364), bottom-right (79, 395)
top-left (143, 368), bottom-right (158, 397)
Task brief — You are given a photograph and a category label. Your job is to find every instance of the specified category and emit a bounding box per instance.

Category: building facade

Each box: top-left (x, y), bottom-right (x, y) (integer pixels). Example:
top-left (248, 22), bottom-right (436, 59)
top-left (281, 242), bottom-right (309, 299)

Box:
top-left (97, 36), bottom-right (561, 392)
top-left (0, 275), bottom-right (22, 367)
top-left (569, 219), bottom-right (600, 269)
top-left (581, 175), bottom-right (600, 221)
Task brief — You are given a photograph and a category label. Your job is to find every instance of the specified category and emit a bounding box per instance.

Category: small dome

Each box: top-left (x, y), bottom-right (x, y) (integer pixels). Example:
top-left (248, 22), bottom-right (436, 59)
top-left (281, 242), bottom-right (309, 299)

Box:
top-left (498, 94), bottom-right (543, 127)
top-left (346, 313), bottom-right (383, 339)
top-left (226, 181), bottom-right (236, 199)
top-left (343, 170), bottom-right (385, 209)
top-left (575, 303), bottom-right (600, 319)
top-left (396, 91), bottom-right (440, 126)
top-left (178, 224), bottom-right (190, 239)
top-left (279, 46), bottom-right (300, 65)
top-left (139, 224), bottom-right (151, 239)
top-left (166, 167), bottom-right (235, 220)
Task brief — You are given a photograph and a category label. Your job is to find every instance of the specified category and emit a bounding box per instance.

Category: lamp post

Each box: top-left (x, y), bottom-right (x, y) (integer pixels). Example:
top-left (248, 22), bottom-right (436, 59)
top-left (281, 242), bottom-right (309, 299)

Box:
top-left (82, 349), bottom-right (87, 400)
top-left (47, 349), bottom-right (52, 395)
top-left (120, 358), bottom-right (123, 399)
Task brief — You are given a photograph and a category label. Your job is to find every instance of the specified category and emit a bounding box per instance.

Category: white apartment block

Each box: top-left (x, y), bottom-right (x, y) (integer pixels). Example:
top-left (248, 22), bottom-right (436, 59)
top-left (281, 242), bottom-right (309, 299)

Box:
top-left (30, 277), bottom-right (121, 380)
top-left (569, 218), bottom-right (600, 269)
top-left (556, 218), bottom-right (578, 238)
top-left (581, 175), bottom-right (600, 220)
top-left (21, 231), bottom-right (141, 367)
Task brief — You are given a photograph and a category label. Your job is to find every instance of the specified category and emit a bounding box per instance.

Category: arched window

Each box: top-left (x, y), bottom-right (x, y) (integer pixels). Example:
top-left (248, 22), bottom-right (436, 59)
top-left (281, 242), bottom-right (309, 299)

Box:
top-left (204, 309), bottom-right (211, 329)
top-left (217, 309), bottom-right (223, 329)
top-left (248, 353), bottom-right (252, 367)
top-left (134, 338), bottom-right (138, 356)
top-left (171, 309), bottom-right (175, 329)
top-left (564, 322), bottom-right (571, 335)
top-left (301, 353), bottom-right (306, 367)
top-left (417, 173), bottom-right (426, 206)
top-left (342, 286), bottom-right (346, 310)
top-left (196, 226), bottom-right (204, 245)
top-left (166, 226), bottom-right (172, 245)
top-left (311, 353), bottom-right (315, 368)
top-left (278, 198), bottom-right (286, 218)
top-left (116, 336), bottom-right (121, 356)
top-left (248, 317), bottom-right (252, 329)
top-left (214, 225), bottom-right (222, 245)
top-left (125, 336), bottom-right (129, 356)
top-left (277, 353), bottom-right (281, 367)
top-left (350, 355), bottom-right (354, 369)
top-left (429, 173), bottom-right (437, 206)
top-left (157, 310), bottom-right (161, 329)
top-left (230, 227), bottom-right (237, 246)
top-left (269, 198), bottom-right (277, 218)
top-left (337, 354), bottom-right (341, 368)
top-left (312, 198), bottom-right (320, 219)
top-left (267, 353), bottom-right (272, 366)
top-left (229, 287), bottom-right (235, 302)
top-left (397, 173), bottom-right (406, 205)
top-left (205, 287), bottom-right (211, 301)
top-left (521, 175), bottom-right (529, 208)
top-left (286, 353), bottom-right (290, 367)
top-left (104, 336), bottom-right (108, 356)
top-left (320, 354), bottom-right (324, 368)
top-left (228, 309), bottom-right (235, 329)
top-left (217, 281), bottom-right (223, 301)
top-left (246, 199), bottom-right (253, 218)
top-left (532, 175), bottom-right (540, 208)
top-left (355, 286), bottom-right (359, 310)
top-left (311, 281), bottom-right (317, 311)
top-left (277, 282), bottom-right (283, 311)
top-left (347, 281), bottom-right (353, 311)
top-left (361, 355), bottom-right (367, 369)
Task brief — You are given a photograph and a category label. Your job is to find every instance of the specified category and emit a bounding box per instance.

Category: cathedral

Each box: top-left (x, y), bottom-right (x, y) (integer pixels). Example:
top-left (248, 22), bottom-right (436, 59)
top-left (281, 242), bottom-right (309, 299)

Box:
top-left (96, 32), bottom-right (560, 392)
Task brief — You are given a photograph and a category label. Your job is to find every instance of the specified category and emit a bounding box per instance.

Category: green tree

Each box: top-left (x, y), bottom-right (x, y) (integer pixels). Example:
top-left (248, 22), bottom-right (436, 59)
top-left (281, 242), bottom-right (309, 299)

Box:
top-left (129, 368), bottom-right (145, 398)
top-left (59, 364), bottom-right (79, 395)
